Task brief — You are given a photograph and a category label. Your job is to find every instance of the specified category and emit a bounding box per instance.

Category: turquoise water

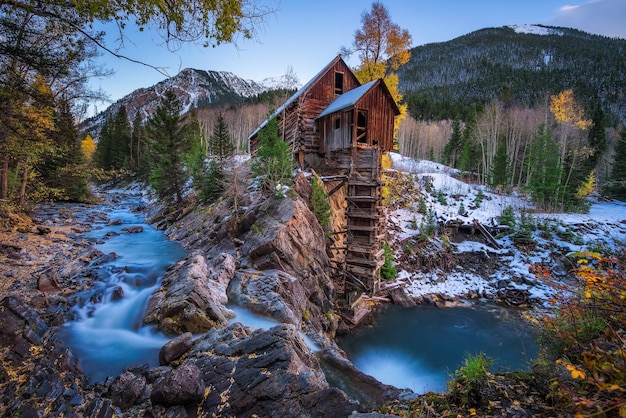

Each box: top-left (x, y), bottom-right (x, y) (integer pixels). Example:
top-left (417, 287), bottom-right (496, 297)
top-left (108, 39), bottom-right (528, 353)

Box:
top-left (337, 303), bottom-right (538, 393)
top-left (61, 193), bottom-right (187, 383)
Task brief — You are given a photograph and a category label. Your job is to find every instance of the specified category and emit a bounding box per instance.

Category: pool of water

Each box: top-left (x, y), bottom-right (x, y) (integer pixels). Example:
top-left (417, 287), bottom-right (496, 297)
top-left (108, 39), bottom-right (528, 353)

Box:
top-left (337, 303), bottom-right (538, 393)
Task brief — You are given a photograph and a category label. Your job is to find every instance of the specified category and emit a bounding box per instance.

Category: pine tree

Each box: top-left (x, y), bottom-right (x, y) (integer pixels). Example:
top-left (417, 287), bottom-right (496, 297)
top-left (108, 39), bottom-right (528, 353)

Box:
top-left (208, 113), bottom-right (235, 163)
top-left (39, 98), bottom-right (89, 201)
top-left (527, 124), bottom-right (563, 211)
top-left (198, 160), bottom-right (224, 204)
top-left (145, 90), bottom-right (191, 205)
top-left (605, 126), bottom-right (626, 200)
top-left (310, 176), bottom-right (331, 229)
top-left (111, 106), bottom-right (132, 169)
top-left (252, 113), bottom-right (294, 191)
top-left (442, 119), bottom-right (463, 167)
top-left (488, 136), bottom-right (510, 191)
top-left (131, 114), bottom-right (148, 176)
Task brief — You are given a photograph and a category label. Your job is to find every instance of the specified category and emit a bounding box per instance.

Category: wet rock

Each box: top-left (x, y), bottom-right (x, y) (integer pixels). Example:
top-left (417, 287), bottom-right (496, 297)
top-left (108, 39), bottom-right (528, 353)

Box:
top-left (107, 219), bottom-right (123, 226)
top-left (37, 272), bottom-right (62, 294)
top-left (159, 332), bottom-right (193, 365)
top-left (388, 287), bottom-right (417, 308)
top-left (111, 286), bottom-right (124, 301)
top-left (90, 289), bottom-right (105, 304)
top-left (83, 398), bottom-right (119, 418)
top-left (228, 268), bottom-right (308, 327)
top-left (122, 225), bottom-right (144, 234)
top-left (107, 371), bottom-right (148, 411)
top-left (150, 361), bottom-right (205, 406)
top-left (36, 225), bottom-right (51, 235)
top-left (144, 252), bottom-right (234, 335)
top-left (189, 323), bottom-right (357, 417)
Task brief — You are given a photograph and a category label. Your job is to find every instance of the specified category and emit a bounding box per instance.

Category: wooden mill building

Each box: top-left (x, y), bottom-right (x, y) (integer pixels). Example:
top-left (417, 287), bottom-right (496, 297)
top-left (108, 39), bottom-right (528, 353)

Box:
top-left (249, 55), bottom-right (400, 297)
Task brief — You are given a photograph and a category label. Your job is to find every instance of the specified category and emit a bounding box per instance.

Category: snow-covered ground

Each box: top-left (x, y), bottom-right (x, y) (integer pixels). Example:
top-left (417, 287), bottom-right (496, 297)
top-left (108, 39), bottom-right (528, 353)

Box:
top-left (386, 153), bottom-right (626, 305)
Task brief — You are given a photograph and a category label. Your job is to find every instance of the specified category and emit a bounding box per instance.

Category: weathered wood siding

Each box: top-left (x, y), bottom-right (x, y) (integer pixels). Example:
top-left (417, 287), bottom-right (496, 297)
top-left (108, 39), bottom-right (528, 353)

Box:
top-left (271, 58), bottom-right (361, 155)
top-left (356, 83), bottom-right (397, 152)
top-left (318, 81), bottom-right (398, 154)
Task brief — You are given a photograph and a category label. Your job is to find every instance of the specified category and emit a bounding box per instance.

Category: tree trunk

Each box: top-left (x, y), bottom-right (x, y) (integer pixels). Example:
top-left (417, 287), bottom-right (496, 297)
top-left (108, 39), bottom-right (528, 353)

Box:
top-left (1, 156), bottom-right (8, 200)
top-left (18, 156), bottom-right (29, 205)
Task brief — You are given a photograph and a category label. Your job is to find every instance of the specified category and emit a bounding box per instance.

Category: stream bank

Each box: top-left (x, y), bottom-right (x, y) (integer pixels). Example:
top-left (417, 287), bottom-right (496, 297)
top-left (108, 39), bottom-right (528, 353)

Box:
top-left (1, 183), bottom-right (402, 417)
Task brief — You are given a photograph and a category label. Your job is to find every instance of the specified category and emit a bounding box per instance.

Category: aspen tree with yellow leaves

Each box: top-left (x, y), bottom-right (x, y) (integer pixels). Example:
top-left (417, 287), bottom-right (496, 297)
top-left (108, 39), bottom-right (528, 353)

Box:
top-left (548, 89), bottom-right (592, 209)
top-left (341, 2), bottom-right (412, 140)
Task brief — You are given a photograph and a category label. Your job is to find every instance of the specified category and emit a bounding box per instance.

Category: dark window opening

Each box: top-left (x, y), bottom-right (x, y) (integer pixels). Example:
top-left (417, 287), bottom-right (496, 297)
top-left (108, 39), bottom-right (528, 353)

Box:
top-left (334, 117), bottom-right (341, 130)
top-left (334, 72), bottom-right (344, 95)
top-left (356, 110), bottom-right (367, 144)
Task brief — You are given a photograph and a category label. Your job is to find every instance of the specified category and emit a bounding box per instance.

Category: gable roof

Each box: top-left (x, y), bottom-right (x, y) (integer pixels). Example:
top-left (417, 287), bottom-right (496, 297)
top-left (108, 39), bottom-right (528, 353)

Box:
top-left (316, 80), bottom-right (378, 119)
top-left (248, 55), bottom-right (348, 139)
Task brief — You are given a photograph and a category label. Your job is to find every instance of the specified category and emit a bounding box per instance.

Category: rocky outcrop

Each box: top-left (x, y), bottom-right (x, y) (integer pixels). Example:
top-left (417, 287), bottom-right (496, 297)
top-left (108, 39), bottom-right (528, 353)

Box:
top-left (144, 251), bottom-right (235, 335)
top-left (228, 268), bottom-right (308, 328)
top-left (0, 296), bottom-right (119, 417)
top-left (188, 322), bottom-right (357, 417)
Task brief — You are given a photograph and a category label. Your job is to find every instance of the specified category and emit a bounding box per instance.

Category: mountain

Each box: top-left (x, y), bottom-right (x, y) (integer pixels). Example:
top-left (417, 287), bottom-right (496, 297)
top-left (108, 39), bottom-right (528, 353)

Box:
top-left (80, 68), bottom-right (268, 135)
top-left (397, 25), bottom-right (626, 123)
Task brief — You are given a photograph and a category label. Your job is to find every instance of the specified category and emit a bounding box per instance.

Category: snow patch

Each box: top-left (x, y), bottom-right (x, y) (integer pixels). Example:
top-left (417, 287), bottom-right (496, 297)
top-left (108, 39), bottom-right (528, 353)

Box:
top-left (509, 24), bottom-right (564, 36)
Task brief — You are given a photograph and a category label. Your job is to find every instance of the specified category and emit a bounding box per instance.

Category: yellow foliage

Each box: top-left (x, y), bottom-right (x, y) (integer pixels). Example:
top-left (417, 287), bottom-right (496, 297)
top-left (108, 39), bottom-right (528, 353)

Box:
top-left (549, 89), bottom-right (592, 130)
top-left (576, 170), bottom-right (596, 199)
top-left (381, 153), bottom-right (393, 169)
top-left (82, 134), bottom-right (96, 161)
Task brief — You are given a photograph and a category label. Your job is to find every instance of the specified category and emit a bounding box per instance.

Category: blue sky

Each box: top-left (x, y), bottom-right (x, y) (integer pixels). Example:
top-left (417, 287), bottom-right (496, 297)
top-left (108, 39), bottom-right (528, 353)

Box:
top-left (87, 0), bottom-right (626, 115)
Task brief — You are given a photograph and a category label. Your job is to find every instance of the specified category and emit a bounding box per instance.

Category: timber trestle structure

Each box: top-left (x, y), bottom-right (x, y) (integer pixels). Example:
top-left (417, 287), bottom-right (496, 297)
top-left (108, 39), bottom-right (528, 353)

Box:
top-left (321, 147), bottom-right (386, 295)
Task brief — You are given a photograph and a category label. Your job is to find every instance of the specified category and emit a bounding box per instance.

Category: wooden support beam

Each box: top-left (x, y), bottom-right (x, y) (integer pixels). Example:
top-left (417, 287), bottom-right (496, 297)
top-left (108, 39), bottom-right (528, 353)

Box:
top-left (327, 178), bottom-right (348, 197)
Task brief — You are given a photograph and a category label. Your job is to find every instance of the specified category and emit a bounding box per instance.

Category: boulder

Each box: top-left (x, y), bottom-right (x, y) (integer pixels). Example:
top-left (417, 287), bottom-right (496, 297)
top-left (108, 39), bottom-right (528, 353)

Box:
top-left (143, 251), bottom-right (234, 335)
top-left (37, 272), bottom-right (62, 294)
top-left (107, 371), bottom-right (148, 411)
top-left (159, 332), bottom-right (193, 365)
top-left (150, 361), bottom-right (205, 406)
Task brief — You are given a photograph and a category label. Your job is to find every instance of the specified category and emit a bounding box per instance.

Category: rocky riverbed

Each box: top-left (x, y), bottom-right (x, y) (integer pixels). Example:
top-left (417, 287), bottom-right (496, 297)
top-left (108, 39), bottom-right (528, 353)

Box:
top-left (1, 181), bottom-right (404, 417)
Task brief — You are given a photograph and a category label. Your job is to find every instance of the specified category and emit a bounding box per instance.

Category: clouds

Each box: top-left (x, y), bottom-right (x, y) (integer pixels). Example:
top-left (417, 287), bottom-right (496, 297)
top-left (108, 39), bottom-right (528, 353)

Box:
top-left (548, 0), bottom-right (626, 38)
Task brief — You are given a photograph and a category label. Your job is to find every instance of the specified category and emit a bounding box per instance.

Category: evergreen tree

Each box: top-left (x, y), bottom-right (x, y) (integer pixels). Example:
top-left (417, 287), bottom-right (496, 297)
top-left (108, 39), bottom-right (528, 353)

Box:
top-left (488, 136), bottom-right (511, 191)
top-left (131, 114), bottom-right (147, 176)
top-left (198, 160), bottom-right (225, 204)
top-left (527, 124), bottom-right (563, 211)
top-left (208, 113), bottom-right (235, 163)
top-left (511, 209), bottom-right (536, 245)
top-left (442, 119), bottom-right (463, 167)
top-left (93, 106), bottom-right (132, 171)
top-left (93, 116), bottom-right (114, 169)
top-left (310, 176), bottom-right (331, 229)
top-left (39, 98), bottom-right (89, 201)
top-left (605, 126), bottom-right (626, 200)
top-left (252, 113), bottom-right (294, 191)
top-left (111, 106), bottom-right (132, 169)
top-left (145, 90), bottom-right (191, 204)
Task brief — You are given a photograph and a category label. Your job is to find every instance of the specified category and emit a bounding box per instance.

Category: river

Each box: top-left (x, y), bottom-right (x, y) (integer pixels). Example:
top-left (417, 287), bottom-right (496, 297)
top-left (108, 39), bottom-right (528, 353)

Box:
top-left (59, 190), bottom-right (188, 383)
top-left (57, 188), bottom-right (537, 391)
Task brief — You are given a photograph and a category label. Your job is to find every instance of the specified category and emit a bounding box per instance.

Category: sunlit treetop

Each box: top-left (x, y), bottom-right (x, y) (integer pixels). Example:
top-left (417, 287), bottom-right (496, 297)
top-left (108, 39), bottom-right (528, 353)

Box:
top-left (1, 0), bottom-right (277, 50)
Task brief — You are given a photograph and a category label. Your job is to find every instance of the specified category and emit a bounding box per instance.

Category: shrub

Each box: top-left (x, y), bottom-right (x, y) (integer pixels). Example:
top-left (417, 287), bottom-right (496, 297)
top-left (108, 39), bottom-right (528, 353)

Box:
top-left (511, 209), bottom-right (535, 245)
top-left (380, 243), bottom-right (397, 280)
top-left (499, 205), bottom-right (516, 229)
top-left (310, 176), bottom-right (331, 229)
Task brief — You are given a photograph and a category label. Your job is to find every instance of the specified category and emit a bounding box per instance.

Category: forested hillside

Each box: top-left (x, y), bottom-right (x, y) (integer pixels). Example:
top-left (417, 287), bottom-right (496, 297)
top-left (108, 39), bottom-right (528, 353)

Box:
top-left (398, 25), bottom-right (626, 123)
